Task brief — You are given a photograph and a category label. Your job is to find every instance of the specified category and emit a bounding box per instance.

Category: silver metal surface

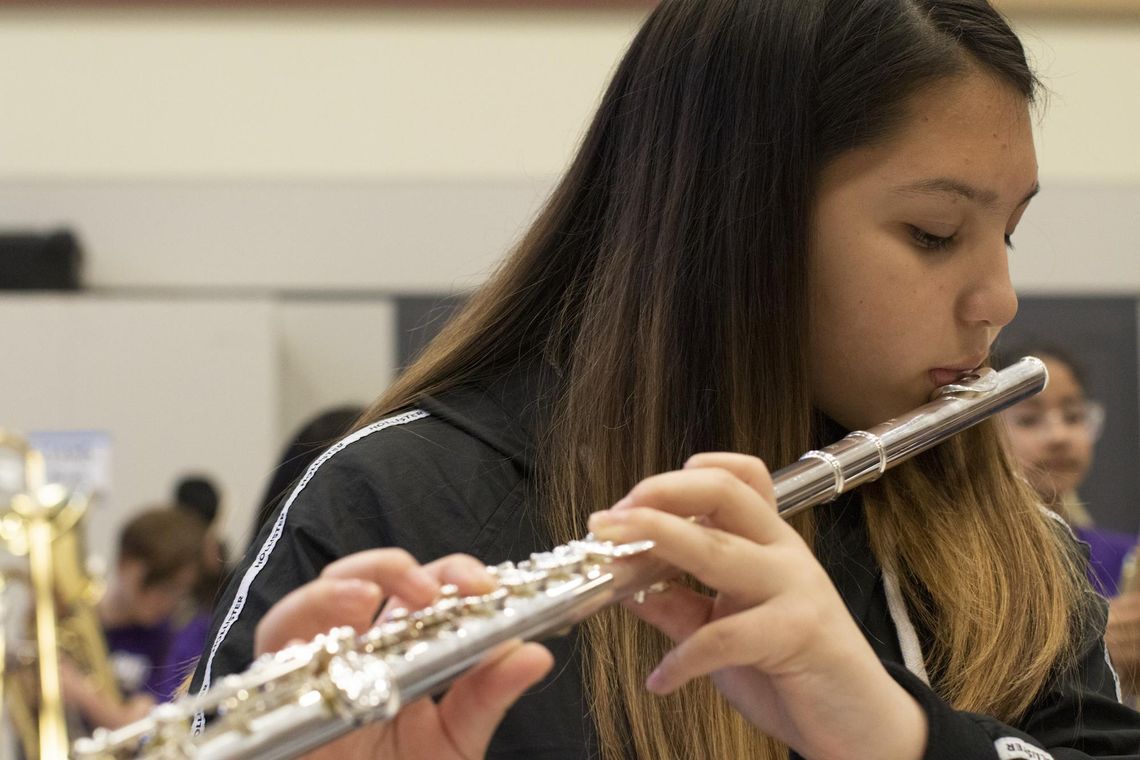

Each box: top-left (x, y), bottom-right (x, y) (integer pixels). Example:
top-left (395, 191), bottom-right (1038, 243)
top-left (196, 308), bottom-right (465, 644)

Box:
top-left (773, 358), bottom-right (1046, 517)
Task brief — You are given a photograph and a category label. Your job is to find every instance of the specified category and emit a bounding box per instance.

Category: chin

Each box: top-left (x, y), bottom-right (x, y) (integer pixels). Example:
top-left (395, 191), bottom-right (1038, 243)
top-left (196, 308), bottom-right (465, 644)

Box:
top-left (823, 386), bottom-right (924, 431)
top-left (868, 396), bottom-right (925, 427)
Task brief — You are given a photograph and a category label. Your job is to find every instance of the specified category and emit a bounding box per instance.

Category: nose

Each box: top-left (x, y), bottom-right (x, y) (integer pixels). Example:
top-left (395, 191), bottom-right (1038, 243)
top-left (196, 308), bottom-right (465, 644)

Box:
top-left (1039, 414), bottom-right (1075, 446)
top-left (957, 237), bottom-right (1019, 329)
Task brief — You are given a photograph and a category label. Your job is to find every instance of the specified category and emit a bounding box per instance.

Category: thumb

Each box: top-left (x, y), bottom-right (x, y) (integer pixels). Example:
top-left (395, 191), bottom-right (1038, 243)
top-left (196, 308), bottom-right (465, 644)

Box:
top-left (435, 641), bottom-right (554, 756)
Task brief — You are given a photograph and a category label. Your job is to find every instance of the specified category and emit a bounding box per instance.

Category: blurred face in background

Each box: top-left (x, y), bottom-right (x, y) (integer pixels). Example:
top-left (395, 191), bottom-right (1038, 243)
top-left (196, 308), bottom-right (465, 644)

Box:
top-left (1004, 355), bottom-right (1104, 506)
top-left (118, 558), bottom-right (199, 627)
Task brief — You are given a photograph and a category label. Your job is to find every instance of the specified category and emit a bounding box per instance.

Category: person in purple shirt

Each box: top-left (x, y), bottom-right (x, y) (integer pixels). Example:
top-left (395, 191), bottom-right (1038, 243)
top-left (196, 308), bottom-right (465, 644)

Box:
top-left (1003, 347), bottom-right (1140, 694)
top-left (100, 507), bottom-right (205, 701)
top-left (63, 507), bottom-right (205, 729)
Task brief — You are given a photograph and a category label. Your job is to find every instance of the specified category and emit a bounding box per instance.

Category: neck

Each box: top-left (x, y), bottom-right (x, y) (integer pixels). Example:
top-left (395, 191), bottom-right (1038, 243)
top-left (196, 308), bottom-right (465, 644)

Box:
top-left (1059, 490), bottom-right (1094, 528)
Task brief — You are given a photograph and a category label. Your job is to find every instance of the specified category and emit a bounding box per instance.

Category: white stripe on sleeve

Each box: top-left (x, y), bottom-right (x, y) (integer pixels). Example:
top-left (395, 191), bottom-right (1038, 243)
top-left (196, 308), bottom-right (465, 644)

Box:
top-left (192, 409), bottom-right (430, 734)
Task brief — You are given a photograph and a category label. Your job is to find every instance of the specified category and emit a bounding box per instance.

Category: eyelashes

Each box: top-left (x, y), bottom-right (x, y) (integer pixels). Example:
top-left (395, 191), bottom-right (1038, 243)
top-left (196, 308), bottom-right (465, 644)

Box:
top-left (907, 226), bottom-right (1016, 252)
top-left (909, 226), bottom-right (955, 251)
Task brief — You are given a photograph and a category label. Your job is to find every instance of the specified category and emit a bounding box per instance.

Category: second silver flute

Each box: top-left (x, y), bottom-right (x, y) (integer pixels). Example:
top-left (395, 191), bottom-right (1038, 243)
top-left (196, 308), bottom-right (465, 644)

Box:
top-left (75, 356), bottom-right (1047, 760)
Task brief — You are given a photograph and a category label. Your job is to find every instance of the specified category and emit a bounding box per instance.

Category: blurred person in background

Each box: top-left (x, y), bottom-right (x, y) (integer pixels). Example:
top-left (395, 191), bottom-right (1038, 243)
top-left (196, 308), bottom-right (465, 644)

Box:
top-left (1002, 346), bottom-right (1140, 695)
top-left (168, 475), bottom-right (231, 687)
top-left (174, 475), bottom-right (221, 528)
top-left (61, 507), bottom-right (205, 728)
top-left (98, 507), bottom-right (205, 700)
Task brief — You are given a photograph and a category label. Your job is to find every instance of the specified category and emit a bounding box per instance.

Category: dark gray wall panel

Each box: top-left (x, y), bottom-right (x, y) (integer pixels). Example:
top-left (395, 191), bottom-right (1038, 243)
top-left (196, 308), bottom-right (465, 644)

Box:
top-left (997, 296), bottom-right (1140, 533)
top-left (396, 295), bottom-right (465, 369)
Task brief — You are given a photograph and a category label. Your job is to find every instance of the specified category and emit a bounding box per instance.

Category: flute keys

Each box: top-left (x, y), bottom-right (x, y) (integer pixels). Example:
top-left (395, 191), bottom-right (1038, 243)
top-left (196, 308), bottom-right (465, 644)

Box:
top-left (328, 650), bottom-right (400, 717)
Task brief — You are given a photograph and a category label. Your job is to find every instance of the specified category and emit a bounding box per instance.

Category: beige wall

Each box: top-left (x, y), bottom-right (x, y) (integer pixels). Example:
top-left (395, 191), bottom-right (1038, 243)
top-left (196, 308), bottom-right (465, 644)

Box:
top-left (0, 7), bottom-right (644, 180)
top-left (0, 8), bottom-right (1137, 183)
top-left (0, 296), bottom-right (279, 557)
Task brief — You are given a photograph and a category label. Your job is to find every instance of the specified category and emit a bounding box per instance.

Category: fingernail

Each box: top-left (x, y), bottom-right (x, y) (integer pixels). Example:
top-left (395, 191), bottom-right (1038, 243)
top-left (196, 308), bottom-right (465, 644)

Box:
top-left (409, 568), bottom-right (440, 597)
top-left (589, 514), bottom-right (628, 542)
top-left (645, 668), bottom-right (667, 694)
top-left (463, 566), bottom-right (495, 592)
top-left (588, 510), bottom-right (626, 528)
top-left (336, 579), bottom-right (381, 601)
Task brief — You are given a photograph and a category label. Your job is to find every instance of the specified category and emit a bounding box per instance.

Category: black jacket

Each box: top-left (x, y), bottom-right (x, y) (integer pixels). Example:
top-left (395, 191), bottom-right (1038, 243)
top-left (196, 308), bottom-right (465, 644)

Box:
top-left (191, 369), bottom-right (1140, 759)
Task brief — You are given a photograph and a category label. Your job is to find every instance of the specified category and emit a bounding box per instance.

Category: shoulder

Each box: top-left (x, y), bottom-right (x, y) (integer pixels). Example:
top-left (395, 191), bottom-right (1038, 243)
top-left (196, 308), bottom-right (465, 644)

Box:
top-left (276, 403), bottom-right (530, 557)
top-left (317, 407), bottom-right (512, 488)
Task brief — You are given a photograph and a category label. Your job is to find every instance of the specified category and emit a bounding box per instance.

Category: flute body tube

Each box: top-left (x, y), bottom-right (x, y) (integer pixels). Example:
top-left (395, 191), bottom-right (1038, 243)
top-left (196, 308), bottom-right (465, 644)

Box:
top-left (74, 357), bottom-right (1047, 760)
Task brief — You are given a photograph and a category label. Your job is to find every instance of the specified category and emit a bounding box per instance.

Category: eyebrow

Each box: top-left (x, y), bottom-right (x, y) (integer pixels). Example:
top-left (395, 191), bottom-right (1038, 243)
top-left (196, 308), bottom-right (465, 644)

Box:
top-left (892, 178), bottom-right (1040, 210)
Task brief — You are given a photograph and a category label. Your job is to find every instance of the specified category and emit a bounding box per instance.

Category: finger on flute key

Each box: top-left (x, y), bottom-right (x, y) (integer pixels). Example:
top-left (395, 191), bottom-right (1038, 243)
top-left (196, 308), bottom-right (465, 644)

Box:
top-left (616, 467), bottom-right (791, 546)
top-left (589, 507), bottom-right (794, 602)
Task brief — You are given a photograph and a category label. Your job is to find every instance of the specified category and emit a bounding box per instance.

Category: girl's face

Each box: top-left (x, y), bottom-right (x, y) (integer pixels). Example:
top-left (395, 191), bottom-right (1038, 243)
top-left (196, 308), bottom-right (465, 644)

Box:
top-left (808, 70), bottom-right (1038, 430)
top-left (1004, 357), bottom-right (1099, 503)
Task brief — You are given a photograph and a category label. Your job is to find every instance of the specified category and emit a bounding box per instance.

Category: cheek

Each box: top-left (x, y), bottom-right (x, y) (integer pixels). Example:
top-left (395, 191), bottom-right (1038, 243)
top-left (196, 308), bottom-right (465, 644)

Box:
top-left (1005, 432), bottom-right (1035, 464)
top-left (812, 237), bottom-right (933, 350)
top-left (1074, 439), bottom-right (1095, 468)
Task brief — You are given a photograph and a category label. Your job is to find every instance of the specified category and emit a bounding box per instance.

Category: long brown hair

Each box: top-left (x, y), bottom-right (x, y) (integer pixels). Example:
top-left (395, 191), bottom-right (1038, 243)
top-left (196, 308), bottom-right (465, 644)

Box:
top-left (362, 1), bottom-right (1090, 756)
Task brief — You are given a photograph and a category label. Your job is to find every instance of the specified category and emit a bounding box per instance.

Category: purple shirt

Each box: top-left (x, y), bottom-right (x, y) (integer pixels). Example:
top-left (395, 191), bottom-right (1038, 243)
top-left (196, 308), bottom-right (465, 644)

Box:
top-left (163, 613), bottom-right (212, 699)
top-left (104, 615), bottom-right (211, 702)
top-left (1075, 525), bottom-right (1138, 598)
top-left (104, 621), bottom-right (173, 700)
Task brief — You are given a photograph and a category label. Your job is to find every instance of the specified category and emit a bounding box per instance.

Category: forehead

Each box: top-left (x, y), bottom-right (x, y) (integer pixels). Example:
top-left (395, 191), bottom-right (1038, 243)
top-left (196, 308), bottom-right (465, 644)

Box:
top-left (1019, 359), bottom-right (1084, 408)
top-left (821, 71), bottom-right (1037, 198)
top-left (893, 72), bottom-right (1032, 161)
top-left (1041, 359), bottom-right (1084, 399)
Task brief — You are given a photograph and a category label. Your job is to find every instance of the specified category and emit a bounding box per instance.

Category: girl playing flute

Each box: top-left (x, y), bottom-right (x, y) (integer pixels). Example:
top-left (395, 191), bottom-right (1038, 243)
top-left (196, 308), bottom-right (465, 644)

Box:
top-left (194, 1), bottom-right (1140, 757)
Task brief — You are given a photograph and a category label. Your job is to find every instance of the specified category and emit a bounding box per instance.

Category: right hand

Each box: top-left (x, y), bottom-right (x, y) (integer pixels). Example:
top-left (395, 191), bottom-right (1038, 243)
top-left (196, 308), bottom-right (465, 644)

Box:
top-left (255, 549), bottom-right (554, 760)
top-left (590, 453), bottom-right (927, 760)
top-left (1106, 590), bottom-right (1140, 697)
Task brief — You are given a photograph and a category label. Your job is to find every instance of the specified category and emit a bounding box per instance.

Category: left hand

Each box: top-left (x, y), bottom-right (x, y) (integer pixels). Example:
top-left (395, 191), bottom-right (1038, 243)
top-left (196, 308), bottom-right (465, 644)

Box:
top-left (588, 452), bottom-right (927, 760)
top-left (58, 658), bottom-right (157, 729)
top-left (254, 550), bottom-right (553, 760)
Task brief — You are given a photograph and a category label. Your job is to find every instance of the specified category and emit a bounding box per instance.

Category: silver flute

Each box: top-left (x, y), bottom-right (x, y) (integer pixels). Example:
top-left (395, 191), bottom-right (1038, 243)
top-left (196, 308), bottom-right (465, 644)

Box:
top-left (74, 357), bottom-right (1047, 760)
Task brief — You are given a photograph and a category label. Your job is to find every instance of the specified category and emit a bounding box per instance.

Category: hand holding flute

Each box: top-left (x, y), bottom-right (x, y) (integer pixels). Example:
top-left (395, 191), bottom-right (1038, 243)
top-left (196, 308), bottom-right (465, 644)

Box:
top-left (255, 550), bottom-right (553, 760)
top-left (589, 453), bottom-right (927, 760)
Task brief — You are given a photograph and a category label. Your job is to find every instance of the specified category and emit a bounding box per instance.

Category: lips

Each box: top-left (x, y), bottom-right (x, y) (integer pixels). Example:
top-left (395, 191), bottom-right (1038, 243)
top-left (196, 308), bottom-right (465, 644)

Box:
top-left (929, 355), bottom-right (988, 388)
top-left (929, 368), bottom-right (972, 387)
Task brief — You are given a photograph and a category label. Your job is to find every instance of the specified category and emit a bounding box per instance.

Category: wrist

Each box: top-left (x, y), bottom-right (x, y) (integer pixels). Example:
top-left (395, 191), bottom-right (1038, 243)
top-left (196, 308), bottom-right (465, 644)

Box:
top-left (876, 682), bottom-right (928, 760)
top-left (810, 664), bottom-right (929, 760)
top-left (828, 673), bottom-right (927, 760)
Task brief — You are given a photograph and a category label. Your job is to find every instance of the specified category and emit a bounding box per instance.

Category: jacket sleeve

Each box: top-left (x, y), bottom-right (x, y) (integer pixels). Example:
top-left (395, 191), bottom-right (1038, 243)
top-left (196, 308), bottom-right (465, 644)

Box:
top-left (186, 446), bottom-right (394, 697)
top-left (884, 584), bottom-right (1140, 759)
top-left (187, 411), bottom-right (522, 699)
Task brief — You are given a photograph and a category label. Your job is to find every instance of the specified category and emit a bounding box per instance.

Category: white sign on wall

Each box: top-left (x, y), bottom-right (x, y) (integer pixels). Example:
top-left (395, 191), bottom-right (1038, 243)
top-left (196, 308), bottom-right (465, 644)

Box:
top-left (26, 430), bottom-right (113, 507)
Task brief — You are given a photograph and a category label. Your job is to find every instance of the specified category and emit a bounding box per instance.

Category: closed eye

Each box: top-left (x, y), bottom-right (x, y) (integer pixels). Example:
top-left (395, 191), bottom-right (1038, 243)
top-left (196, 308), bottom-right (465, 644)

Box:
top-left (909, 226), bottom-right (1017, 251)
top-left (909, 226), bottom-right (954, 251)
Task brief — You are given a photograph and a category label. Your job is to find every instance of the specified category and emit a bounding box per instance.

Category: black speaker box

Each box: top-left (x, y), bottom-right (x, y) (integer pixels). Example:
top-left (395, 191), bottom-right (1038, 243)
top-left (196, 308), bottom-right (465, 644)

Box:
top-left (0, 230), bottom-right (83, 290)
